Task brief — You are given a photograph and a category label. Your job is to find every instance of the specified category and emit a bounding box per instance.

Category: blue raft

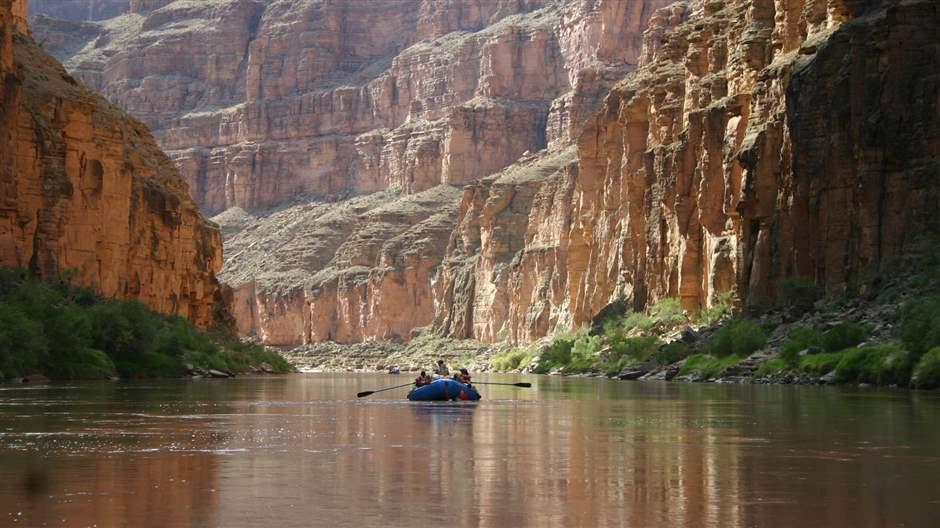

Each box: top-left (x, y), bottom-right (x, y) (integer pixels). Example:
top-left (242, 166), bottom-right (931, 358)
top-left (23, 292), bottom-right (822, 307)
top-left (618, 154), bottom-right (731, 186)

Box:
top-left (407, 378), bottom-right (481, 401)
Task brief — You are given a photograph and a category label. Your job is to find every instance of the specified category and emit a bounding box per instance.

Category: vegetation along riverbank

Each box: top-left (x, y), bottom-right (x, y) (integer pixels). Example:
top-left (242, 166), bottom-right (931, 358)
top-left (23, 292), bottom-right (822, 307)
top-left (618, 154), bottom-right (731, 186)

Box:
top-left (287, 250), bottom-right (940, 391)
top-left (0, 268), bottom-right (292, 383)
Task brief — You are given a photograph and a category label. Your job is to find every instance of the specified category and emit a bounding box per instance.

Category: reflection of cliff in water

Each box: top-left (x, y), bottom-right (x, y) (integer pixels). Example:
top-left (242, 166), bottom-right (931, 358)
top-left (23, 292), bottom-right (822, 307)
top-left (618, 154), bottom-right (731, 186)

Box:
top-left (4, 375), bottom-right (939, 528)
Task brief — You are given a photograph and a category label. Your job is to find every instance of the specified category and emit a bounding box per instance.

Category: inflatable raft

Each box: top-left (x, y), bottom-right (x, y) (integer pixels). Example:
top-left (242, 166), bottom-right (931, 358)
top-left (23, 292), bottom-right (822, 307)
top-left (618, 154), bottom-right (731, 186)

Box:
top-left (407, 378), bottom-right (481, 401)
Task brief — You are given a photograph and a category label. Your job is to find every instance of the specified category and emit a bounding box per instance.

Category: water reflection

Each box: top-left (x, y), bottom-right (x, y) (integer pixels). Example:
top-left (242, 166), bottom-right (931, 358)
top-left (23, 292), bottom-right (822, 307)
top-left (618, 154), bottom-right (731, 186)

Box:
top-left (0, 375), bottom-right (938, 527)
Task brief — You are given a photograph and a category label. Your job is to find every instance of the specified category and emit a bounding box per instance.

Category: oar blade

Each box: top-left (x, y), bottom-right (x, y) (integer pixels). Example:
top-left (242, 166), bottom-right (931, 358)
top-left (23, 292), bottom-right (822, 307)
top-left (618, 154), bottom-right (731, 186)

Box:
top-left (514, 382), bottom-right (532, 388)
top-left (356, 391), bottom-right (374, 398)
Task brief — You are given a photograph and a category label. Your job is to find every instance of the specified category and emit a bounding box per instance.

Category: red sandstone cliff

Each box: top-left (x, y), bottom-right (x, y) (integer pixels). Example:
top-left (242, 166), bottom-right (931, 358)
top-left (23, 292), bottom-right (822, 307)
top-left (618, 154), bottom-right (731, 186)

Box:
top-left (434, 0), bottom-right (940, 342)
top-left (33, 0), bottom-right (940, 346)
top-left (32, 0), bottom-right (670, 344)
top-left (1, 0), bottom-right (223, 326)
top-left (32, 0), bottom-right (670, 213)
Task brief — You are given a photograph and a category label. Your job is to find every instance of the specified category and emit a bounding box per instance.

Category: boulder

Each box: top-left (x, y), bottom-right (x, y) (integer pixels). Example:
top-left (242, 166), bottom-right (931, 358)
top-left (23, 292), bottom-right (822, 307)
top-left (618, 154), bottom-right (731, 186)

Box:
top-left (617, 362), bottom-right (656, 381)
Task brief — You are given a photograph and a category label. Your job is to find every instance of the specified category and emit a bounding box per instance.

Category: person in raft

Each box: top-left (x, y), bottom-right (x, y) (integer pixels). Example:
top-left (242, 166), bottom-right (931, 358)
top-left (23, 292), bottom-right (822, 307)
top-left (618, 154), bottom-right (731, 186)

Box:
top-left (434, 360), bottom-right (449, 377)
top-left (414, 371), bottom-right (432, 387)
top-left (456, 368), bottom-right (472, 386)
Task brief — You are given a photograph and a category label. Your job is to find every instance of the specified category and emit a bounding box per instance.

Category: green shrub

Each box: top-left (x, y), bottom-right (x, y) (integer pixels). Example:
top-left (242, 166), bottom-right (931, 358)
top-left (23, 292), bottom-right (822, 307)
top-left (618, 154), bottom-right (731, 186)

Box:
top-left (533, 333), bottom-right (576, 373)
top-left (912, 347), bottom-right (940, 389)
top-left (599, 335), bottom-right (661, 376)
top-left (490, 347), bottom-right (537, 372)
top-left (0, 303), bottom-right (47, 377)
top-left (780, 323), bottom-right (869, 367)
top-left (622, 312), bottom-right (653, 332)
top-left (756, 358), bottom-right (788, 377)
top-left (607, 335), bottom-right (660, 362)
top-left (649, 298), bottom-right (686, 328)
top-left (0, 268), bottom-right (293, 380)
top-left (88, 300), bottom-right (158, 365)
top-left (694, 292), bottom-right (733, 326)
top-left (798, 352), bottom-right (843, 376)
top-left (571, 333), bottom-right (602, 371)
top-left (899, 296), bottom-right (940, 361)
top-left (706, 319), bottom-right (767, 357)
top-left (780, 327), bottom-right (825, 365)
top-left (653, 341), bottom-right (692, 365)
top-left (821, 322), bottom-right (869, 352)
top-left (835, 344), bottom-right (912, 386)
top-left (43, 347), bottom-right (116, 380)
top-left (679, 354), bottom-right (740, 378)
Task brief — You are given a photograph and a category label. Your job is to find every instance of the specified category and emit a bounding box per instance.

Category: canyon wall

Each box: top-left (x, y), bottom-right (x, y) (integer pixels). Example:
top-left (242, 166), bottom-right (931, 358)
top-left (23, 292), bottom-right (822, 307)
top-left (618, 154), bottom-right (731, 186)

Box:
top-left (31, 0), bottom-right (670, 214)
top-left (32, 0), bottom-right (671, 344)
top-left (434, 0), bottom-right (940, 342)
top-left (33, 0), bottom-right (940, 345)
top-left (0, 0), bottom-right (224, 326)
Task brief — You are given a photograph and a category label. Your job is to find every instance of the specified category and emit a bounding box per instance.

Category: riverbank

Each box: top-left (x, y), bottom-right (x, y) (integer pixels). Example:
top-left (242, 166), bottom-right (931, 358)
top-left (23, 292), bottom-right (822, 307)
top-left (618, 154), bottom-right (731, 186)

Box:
top-left (282, 256), bottom-right (940, 390)
top-left (0, 268), bottom-right (292, 383)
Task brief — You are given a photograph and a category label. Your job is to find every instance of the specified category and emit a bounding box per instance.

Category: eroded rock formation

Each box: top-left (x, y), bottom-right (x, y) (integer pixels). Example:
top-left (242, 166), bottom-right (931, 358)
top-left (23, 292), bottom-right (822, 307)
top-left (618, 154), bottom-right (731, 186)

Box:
top-left (33, 0), bottom-right (940, 346)
top-left (33, 0), bottom-right (670, 344)
top-left (0, 0), bottom-right (223, 326)
top-left (433, 0), bottom-right (940, 342)
top-left (32, 0), bottom-right (671, 213)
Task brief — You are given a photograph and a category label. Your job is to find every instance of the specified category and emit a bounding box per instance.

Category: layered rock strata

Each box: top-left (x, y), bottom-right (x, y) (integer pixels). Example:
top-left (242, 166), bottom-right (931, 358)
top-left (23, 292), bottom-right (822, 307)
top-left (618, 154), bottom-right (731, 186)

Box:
top-left (32, 0), bottom-right (671, 213)
top-left (0, 0), bottom-right (224, 326)
top-left (433, 0), bottom-right (940, 342)
top-left (214, 185), bottom-right (461, 345)
top-left (33, 0), bottom-right (940, 347)
top-left (32, 0), bottom-right (671, 344)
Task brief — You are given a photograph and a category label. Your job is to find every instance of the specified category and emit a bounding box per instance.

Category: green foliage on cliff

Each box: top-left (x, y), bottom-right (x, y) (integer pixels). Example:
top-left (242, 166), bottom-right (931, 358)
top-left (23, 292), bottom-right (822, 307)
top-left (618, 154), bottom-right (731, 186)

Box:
top-left (0, 269), bottom-right (291, 381)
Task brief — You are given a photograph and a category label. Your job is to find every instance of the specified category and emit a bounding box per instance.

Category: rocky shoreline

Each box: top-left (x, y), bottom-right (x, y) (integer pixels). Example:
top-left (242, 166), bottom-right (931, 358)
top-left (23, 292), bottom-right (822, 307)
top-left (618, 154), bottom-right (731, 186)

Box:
top-left (282, 261), bottom-right (940, 391)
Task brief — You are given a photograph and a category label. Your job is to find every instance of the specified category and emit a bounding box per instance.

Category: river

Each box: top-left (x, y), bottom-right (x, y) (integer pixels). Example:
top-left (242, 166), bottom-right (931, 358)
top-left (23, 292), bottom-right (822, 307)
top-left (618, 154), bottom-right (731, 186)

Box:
top-left (1, 374), bottom-right (938, 527)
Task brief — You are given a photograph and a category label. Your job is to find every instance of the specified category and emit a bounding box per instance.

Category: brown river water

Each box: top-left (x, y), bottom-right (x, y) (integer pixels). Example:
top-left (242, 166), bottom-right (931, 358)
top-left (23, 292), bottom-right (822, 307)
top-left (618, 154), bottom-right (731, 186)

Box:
top-left (1, 373), bottom-right (938, 528)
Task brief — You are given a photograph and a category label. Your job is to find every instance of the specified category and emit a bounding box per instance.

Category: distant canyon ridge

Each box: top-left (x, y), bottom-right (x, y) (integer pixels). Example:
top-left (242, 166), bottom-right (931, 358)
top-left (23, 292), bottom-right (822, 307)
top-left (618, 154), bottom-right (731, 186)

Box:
top-left (31, 0), bottom-right (940, 346)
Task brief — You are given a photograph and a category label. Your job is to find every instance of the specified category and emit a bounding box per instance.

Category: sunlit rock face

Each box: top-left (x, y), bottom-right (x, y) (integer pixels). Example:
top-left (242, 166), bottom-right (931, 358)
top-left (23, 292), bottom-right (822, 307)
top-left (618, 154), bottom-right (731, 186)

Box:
top-left (32, 0), bottom-right (940, 345)
top-left (434, 0), bottom-right (940, 342)
top-left (31, 0), bottom-right (672, 215)
top-left (31, 0), bottom-right (670, 344)
top-left (0, 2), bottom-right (224, 326)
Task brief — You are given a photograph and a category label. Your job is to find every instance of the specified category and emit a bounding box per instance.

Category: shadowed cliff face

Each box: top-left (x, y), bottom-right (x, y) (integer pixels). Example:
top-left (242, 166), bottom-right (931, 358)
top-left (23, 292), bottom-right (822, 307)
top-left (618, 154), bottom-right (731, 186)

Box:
top-left (32, 0), bottom-right (940, 345)
top-left (0, 0), bottom-right (224, 326)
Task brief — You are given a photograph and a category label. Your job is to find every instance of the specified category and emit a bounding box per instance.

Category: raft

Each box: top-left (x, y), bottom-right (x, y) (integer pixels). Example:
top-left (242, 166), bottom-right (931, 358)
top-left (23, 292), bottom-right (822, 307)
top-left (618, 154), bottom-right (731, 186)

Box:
top-left (407, 378), bottom-right (481, 402)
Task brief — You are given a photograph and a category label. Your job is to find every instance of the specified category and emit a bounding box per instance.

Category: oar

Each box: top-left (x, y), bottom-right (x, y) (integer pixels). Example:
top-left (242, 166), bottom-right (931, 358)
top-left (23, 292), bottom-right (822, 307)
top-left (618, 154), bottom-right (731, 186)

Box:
top-left (357, 382), bottom-right (415, 398)
top-left (469, 381), bottom-right (532, 388)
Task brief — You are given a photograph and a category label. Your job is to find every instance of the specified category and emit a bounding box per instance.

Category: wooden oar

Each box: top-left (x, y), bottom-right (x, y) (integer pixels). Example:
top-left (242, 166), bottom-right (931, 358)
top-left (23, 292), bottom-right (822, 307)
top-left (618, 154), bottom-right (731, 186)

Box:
top-left (470, 381), bottom-right (532, 388)
top-left (357, 382), bottom-right (415, 398)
